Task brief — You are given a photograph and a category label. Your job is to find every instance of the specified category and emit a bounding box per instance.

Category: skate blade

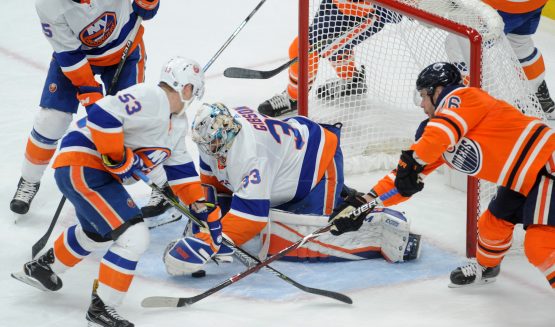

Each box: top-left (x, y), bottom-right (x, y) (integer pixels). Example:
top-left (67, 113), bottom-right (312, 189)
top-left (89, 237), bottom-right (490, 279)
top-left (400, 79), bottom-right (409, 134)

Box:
top-left (448, 277), bottom-right (497, 288)
top-left (11, 271), bottom-right (50, 292)
top-left (145, 209), bottom-right (182, 229)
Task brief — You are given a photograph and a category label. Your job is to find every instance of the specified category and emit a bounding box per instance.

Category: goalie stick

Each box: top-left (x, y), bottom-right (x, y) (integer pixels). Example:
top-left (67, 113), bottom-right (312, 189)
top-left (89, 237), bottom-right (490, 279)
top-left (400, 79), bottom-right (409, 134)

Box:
top-left (134, 171), bottom-right (352, 305)
top-left (223, 12), bottom-right (376, 79)
top-left (30, 18), bottom-right (144, 260)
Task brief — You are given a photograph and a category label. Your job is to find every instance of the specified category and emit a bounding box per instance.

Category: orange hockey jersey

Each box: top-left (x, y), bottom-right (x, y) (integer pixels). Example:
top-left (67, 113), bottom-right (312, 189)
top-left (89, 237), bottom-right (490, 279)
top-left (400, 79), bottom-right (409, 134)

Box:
top-left (373, 85), bottom-right (555, 206)
top-left (483, 0), bottom-right (548, 14)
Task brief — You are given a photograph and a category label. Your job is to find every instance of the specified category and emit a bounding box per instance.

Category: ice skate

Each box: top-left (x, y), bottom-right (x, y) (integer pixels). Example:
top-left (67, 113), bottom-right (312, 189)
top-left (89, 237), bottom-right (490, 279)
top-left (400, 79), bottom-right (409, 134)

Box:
top-left (316, 65), bottom-right (368, 100)
top-left (11, 248), bottom-right (62, 292)
top-left (258, 90), bottom-right (298, 117)
top-left (536, 80), bottom-right (555, 119)
top-left (403, 233), bottom-right (422, 261)
top-left (86, 280), bottom-right (134, 327)
top-left (10, 177), bottom-right (40, 214)
top-left (449, 262), bottom-right (500, 288)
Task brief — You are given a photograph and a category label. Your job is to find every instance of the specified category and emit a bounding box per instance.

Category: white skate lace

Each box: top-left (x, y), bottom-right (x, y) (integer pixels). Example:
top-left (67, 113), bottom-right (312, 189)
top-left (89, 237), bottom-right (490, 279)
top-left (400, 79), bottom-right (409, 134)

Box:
top-left (460, 263), bottom-right (486, 277)
top-left (14, 179), bottom-right (39, 203)
top-left (105, 306), bottom-right (124, 320)
top-left (268, 91), bottom-right (291, 110)
top-left (146, 188), bottom-right (165, 206)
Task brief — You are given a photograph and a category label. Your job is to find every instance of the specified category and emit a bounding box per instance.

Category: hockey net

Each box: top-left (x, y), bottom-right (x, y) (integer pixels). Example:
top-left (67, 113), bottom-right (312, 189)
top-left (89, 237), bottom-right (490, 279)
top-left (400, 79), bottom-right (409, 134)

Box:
top-left (298, 0), bottom-right (544, 257)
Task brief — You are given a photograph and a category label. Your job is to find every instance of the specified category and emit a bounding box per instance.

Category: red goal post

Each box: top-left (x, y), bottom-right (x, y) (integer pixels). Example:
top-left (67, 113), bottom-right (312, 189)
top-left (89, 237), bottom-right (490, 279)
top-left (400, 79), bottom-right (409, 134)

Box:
top-left (297, 0), bottom-right (544, 257)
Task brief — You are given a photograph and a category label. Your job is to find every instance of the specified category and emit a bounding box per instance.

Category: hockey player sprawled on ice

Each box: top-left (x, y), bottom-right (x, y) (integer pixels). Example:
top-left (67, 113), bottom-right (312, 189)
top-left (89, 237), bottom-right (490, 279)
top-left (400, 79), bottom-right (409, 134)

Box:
top-left (162, 102), bottom-right (421, 277)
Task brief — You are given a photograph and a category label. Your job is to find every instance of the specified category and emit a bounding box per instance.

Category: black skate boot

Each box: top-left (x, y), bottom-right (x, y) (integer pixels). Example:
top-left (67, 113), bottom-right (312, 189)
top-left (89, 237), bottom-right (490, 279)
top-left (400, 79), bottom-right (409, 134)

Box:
top-left (141, 184), bottom-right (173, 218)
top-left (449, 262), bottom-right (500, 288)
top-left (141, 184), bottom-right (182, 229)
top-left (10, 177), bottom-right (40, 214)
top-left (316, 65), bottom-right (368, 100)
top-left (86, 280), bottom-right (134, 327)
top-left (11, 248), bottom-right (62, 291)
top-left (536, 80), bottom-right (555, 119)
top-left (403, 233), bottom-right (422, 261)
top-left (258, 91), bottom-right (298, 117)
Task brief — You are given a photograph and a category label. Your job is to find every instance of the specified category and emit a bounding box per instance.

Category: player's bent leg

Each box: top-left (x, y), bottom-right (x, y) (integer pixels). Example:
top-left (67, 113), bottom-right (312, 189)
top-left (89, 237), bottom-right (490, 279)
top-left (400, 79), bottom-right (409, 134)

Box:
top-left (523, 225), bottom-right (555, 289)
top-left (11, 108), bottom-right (72, 214)
top-left (89, 220), bottom-right (148, 327)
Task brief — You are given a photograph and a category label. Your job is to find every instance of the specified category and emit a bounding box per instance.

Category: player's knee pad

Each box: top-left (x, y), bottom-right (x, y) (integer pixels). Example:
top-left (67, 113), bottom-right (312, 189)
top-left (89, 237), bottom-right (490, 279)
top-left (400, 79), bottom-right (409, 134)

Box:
top-left (113, 222), bottom-right (150, 260)
top-left (524, 225), bottom-right (555, 267)
top-left (506, 34), bottom-right (536, 60)
top-left (33, 108), bottom-right (73, 140)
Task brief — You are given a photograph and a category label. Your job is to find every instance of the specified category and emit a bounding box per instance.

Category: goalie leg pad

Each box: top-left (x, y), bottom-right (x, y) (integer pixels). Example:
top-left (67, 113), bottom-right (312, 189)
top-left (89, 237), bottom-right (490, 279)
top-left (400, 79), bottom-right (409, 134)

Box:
top-left (379, 208), bottom-right (412, 262)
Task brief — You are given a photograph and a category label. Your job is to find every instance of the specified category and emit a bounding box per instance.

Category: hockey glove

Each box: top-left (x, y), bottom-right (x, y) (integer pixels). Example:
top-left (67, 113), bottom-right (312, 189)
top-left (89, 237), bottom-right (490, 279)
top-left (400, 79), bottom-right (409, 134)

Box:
top-left (394, 150), bottom-right (424, 197)
top-left (77, 84), bottom-right (103, 109)
top-left (102, 147), bottom-right (145, 185)
top-left (189, 202), bottom-right (222, 252)
top-left (329, 193), bottom-right (369, 236)
top-left (132, 0), bottom-right (160, 20)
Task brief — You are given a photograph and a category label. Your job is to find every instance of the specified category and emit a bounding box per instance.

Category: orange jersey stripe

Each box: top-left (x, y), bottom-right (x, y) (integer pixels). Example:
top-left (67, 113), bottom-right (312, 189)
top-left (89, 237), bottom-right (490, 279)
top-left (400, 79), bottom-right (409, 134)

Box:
top-left (316, 128), bottom-right (338, 183)
top-left (98, 263), bottom-right (134, 292)
top-left (70, 167), bottom-right (123, 229)
top-left (324, 160), bottom-right (338, 216)
top-left (200, 174), bottom-right (233, 195)
top-left (87, 29), bottom-right (144, 67)
top-left (52, 152), bottom-right (105, 170)
top-left (332, 0), bottom-right (374, 17)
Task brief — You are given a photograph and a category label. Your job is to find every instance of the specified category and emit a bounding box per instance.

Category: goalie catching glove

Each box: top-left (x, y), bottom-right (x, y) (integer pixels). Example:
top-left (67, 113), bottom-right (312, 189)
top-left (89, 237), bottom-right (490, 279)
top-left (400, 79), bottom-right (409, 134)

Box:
top-left (394, 150), bottom-right (424, 197)
top-left (164, 202), bottom-right (223, 275)
top-left (329, 192), bottom-right (373, 236)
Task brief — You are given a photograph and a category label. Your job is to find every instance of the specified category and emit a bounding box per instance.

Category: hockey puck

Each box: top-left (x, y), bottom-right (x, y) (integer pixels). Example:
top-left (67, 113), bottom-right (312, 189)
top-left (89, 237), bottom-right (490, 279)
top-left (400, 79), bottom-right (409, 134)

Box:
top-left (191, 270), bottom-right (206, 278)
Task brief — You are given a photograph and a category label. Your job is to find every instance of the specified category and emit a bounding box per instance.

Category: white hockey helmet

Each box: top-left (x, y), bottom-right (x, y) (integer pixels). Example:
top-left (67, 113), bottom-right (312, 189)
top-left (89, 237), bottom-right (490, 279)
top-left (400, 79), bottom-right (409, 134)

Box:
top-left (159, 56), bottom-right (205, 104)
top-left (191, 103), bottom-right (242, 159)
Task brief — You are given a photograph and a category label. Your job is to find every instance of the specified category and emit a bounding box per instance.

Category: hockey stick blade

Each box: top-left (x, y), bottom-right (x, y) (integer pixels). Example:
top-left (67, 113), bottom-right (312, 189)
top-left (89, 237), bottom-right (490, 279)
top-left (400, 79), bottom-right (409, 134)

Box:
top-left (141, 296), bottom-right (189, 308)
top-left (224, 57), bottom-right (298, 79)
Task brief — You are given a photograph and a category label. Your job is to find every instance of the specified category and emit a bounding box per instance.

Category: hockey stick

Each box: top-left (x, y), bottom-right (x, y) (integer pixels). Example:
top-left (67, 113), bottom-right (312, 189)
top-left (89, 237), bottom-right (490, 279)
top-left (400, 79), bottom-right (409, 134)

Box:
top-left (223, 13), bottom-right (376, 79)
top-left (134, 171), bottom-right (352, 305)
top-left (224, 57), bottom-right (298, 79)
top-left (139, 183), bottom-right (398, 308)
top-left (30, 18), bottom-right (144, 259)
top-left (203, 0), bottom-right (267, 72)
top-left (31, 196), bottom-right (66, 259)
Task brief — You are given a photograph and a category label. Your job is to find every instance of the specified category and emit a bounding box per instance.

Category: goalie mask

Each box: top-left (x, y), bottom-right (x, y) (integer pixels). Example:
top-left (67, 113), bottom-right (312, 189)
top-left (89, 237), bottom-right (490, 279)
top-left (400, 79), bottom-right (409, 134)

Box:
top-left (160, 56), bottom-right (205, 110)
top-left (191, 103), bottom-right (242, 160)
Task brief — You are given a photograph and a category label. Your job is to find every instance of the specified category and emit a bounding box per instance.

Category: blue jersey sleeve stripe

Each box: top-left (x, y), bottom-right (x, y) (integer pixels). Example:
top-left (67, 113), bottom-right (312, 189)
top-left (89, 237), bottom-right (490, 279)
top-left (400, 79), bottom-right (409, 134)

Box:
top-left (164, 162), bottom-right (199, 181)
top-left (60, 131), bottom-right (97, 150)
top-left (230, 196), bottom-right (270, 218)
top-left (54, 49), bottom-right (86, 69)
top-left (87, 105), bottom-right (123, 129)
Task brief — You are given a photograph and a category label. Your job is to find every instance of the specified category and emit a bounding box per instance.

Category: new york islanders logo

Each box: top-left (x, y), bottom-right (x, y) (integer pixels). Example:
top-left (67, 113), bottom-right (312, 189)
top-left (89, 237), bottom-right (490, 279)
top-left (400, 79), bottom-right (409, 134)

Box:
top-left (79, 12), bottom-right (117, 48)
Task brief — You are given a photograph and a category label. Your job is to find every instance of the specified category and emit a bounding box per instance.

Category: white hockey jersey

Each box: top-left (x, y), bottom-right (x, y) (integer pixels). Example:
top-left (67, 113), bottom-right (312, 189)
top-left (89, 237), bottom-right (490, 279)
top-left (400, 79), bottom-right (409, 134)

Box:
top-left (35, 0), bottom-right (144, 87)
top-left (53, 83), bottom-right (204, 204)
top-left (199, 106), bottom-right (339, 245)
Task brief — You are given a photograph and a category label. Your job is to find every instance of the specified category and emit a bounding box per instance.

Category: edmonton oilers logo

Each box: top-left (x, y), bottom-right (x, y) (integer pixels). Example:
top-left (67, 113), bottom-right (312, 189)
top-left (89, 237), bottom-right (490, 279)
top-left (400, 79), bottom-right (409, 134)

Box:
top-left (79, 12), bottom-right (117, 47)
top-left (49, 83), bottom-right (57, 93)
top-left (442, 137), bottom-right (482, 175)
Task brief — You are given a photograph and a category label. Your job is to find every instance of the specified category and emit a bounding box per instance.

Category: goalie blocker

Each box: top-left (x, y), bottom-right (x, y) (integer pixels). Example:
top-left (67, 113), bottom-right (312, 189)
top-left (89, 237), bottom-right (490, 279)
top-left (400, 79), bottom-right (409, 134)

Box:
top-left (261, 208), bottom-right (421, 263)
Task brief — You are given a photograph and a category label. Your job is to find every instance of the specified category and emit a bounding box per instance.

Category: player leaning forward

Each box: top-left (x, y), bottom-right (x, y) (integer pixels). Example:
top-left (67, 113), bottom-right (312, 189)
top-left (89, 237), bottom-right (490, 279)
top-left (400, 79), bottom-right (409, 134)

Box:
top-left (331, 62), bottom-right (555, 289)
top-left (12, 57), bottom-right (210, 327)
top-left (163, 102), bottom-right (421, 275)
